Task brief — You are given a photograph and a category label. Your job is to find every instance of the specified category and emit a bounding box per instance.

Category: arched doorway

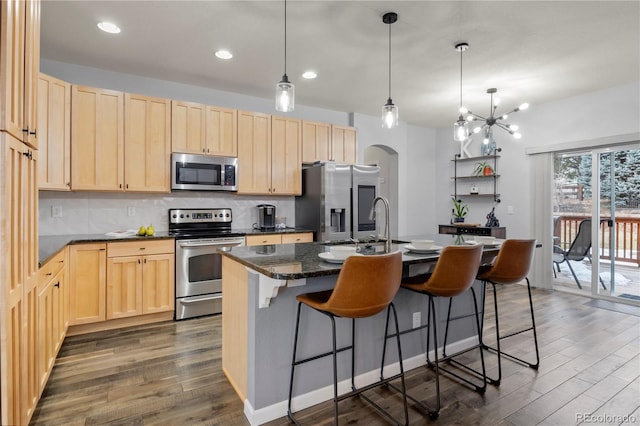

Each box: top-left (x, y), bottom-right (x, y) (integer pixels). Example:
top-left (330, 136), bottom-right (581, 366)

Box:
top-left (364, 145), bottom-right (399, 238)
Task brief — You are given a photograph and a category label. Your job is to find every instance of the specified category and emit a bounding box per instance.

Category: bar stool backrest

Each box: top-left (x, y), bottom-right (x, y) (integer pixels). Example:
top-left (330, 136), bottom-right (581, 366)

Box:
top-left (479, 239), bottom-right (536, 284)
top-left (421, 245), bottom-right (483, 297)
top-left (324, 251), bottom-right (403, 318)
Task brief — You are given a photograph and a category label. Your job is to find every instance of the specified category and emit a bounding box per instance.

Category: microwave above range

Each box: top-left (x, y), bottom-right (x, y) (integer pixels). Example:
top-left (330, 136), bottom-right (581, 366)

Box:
top-left (171, 153), bottom-right (238, 191)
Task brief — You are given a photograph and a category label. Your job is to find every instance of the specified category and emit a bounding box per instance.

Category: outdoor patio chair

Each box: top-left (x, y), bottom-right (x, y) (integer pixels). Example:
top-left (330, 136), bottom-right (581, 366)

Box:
top-left (553, 219), bottom-right (607, 290)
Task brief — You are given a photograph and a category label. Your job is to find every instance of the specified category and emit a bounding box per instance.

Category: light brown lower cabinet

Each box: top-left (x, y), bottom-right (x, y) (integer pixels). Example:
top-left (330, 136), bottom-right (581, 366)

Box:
top-left (69, 243), bottom-right (107, 325)
top-left (69, 240), bottom-right (174, 325)
top-left (37, 248), bottom-right (67, 392)
top-left (245, 232), bottom-right (313, 247)
top-left (106, 240), bottom-right (174, 319)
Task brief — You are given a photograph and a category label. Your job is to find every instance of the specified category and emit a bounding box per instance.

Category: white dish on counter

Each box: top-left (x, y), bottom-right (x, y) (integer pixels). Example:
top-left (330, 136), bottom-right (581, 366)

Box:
top-left (318, 252), bottom-right (363, 264)
top-left (404, 244), bottom-right (442, 254)
top-left (465, 239), bottom-right (502, 247)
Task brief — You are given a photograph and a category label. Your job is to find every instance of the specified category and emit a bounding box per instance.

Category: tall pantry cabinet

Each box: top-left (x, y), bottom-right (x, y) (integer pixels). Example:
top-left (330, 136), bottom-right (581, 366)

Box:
top-left (0, 0), bottom-right (41, 424)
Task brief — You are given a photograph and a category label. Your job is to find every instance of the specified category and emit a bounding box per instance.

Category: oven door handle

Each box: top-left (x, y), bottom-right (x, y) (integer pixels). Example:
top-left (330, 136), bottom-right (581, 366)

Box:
top-left (180, 294), bottom-right (223, 304)
top-left (178, 240), bottom-right (243, 248)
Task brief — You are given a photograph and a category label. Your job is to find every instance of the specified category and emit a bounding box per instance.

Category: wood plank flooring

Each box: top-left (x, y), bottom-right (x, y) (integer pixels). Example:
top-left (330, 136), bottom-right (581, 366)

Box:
top-left (30, 285), bottom-right (640, 425)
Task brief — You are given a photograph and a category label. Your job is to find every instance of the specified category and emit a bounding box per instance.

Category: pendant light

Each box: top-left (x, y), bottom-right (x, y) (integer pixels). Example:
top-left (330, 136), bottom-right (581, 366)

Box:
top-left (275, 0), bottom-right (294, 112)
top-left (381, 12), bottom-right (398, 128)
top-left (453, 42), bottom-right (469, 142)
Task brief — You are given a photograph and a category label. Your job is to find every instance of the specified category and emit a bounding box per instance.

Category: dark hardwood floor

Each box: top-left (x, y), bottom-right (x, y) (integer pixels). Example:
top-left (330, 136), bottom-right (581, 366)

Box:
top-left (31, 285), bottom-right (640, 425)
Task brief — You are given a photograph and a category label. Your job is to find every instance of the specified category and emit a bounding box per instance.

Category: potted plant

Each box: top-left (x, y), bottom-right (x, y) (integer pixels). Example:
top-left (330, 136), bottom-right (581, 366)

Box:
top-left (451, 197), bottom-right (469, 223)
top-left (474, 161), bottom-right (494, 176)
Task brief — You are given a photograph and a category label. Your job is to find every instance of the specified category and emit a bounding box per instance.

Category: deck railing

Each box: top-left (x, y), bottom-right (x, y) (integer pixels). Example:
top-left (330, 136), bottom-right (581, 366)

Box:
top-left (555, 215), bottom-right (640, 266)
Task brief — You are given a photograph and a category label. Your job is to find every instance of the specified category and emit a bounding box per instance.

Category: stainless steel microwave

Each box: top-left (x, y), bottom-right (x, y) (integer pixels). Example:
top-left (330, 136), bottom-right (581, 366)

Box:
top-left (171, 153), bottom-right (238, 191)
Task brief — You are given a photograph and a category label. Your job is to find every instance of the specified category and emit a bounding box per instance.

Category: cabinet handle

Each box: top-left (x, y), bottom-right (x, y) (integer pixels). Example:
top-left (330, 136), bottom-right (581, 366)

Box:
top-left (66, 182), bottom-right (71, 187)
top-left (22, 150), bottom-right (32, 159)
top-left (46, 272), bottom-right (52, 276)
top-left (119, 184), bottom-right (122, 189)
top-left (30, 129), bottom-right (37, 136)
top-left (100, 248), bottom-right (106, 251)
top-left (58, 260), bottom-right (64, 263)
top-left (54, 282), bottom-right (60, 288)
top-left (138, 259), bottom-right (141, 264)
top-left (144, 258), bottom-right (147, 263)
top-left (139, 247), bottom-right (146, 250)
top-left (126, 184), bottom-right (129, 189)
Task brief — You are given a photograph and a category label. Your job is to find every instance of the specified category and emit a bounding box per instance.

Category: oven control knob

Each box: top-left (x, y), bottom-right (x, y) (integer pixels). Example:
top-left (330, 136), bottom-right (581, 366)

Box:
top-left (180, 214), bottom-right (184, 218)
top-left (226, 213), bottom-right (230, 218)
top-left (172, 214), bottom-right (177, 219)
top-left (214, 214), bottom-right (218, 218)
top-left (186, 214), bottom-right (190, 218)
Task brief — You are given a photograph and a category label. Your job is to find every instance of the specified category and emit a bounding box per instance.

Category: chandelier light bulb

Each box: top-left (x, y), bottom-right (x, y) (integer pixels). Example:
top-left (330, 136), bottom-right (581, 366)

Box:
top-left (473, 126), bottom-right (482, 133)
top-left (494, 97), bottom-right (501, 106)
top-left (454, 117), bottom-right (469, 142)
top-left (513, 132), bottom-right (522, 139)
top-left (509, 124), bottom-right (519, 131)
top-left (501, 114), bottom-right (509, 120)
top-left (518, 102), bottom-right (530, 111)
top-left (459, 106), bottom-right (468, 114)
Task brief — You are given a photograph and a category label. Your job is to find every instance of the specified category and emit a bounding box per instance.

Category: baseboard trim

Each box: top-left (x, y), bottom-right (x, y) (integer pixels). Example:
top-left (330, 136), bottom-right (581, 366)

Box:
top-left (242, 335), bottom-right (479, 425)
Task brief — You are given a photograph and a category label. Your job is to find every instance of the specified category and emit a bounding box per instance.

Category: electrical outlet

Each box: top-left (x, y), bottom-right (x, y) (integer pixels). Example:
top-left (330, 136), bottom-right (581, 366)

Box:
top-left (412, 312), bottom-right (421, 329)
top-left (51, 205), bottom-right (62, 218)
top-left (127, 206), bottom-right (136, 217)
top-left (507, 205), bottom-right (514, 215)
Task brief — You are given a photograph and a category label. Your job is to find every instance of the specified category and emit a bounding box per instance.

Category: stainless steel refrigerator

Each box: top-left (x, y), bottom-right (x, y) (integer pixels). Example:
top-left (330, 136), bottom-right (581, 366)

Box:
top-left (295, 163), bottom-right (380, 242)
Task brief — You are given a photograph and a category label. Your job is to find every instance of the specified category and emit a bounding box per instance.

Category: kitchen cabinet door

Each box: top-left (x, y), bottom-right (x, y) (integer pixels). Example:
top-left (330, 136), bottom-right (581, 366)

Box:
top-left (302, 120), bottom-right (330, 163)
top-left (142, 253), bottom-right (175, 314)
top-left (38, 73), bottom-right (71, 190)
top-left (107, 255), bottom-right (143, 319)
top-left (331, 125), bottom-right (357, 164)
top-left (271, 116), bottom-right (302, 195)
top-left (68, 243), bottom-right (107, 325)
top-left (37, 265), bottom-right (65, 394)
top-left (0, 0), bottom-right (39, 147)
top-left (245, 234), bottom-right (282, 246)
top-left (205, 105), bottom-right (237, 157)
top-left (71, 85), bottom-right (124, 191)
top-left (0, 133), bottom-right (38, 425)
top-left (238, 110), bottom-right (271, 194)
top-left (171, 100), bottom-right (205, 154)
top-left (124, 93), bottom-right (171, 192)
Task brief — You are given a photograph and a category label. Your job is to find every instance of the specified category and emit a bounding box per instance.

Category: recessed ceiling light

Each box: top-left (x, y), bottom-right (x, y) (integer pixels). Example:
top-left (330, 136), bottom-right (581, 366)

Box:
top-left (97, 21), bottom-right (121, 34)
top-left (302, 71), bottom-right (317, 79)
top-left (215, 50), bottom-right (233, 60)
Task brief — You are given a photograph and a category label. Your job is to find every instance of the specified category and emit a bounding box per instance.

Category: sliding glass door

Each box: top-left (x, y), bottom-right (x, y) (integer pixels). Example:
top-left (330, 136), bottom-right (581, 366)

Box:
top-left (553, 145), bottom-right (639, 303)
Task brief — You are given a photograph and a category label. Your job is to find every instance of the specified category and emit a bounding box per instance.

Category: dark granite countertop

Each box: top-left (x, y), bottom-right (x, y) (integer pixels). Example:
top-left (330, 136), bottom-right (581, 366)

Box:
top-left (39, 233), bottom-right (173, 267)
top-left (38, 228), bottom-right (314, 267)
top-left (220, 234), bottom-right (498, 280)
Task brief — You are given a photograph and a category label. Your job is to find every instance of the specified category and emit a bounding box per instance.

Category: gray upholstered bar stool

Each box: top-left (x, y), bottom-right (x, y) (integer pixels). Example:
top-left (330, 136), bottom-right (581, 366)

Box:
top-left (383, 244), bottom-right (485, 419)
top-left (476, 239), bottom-right (539, 385)
top-left (287, 251), bottom-right (409, 425)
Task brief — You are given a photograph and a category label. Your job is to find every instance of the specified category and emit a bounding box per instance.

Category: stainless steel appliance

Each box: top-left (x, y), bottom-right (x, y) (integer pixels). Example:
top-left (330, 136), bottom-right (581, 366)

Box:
top-left (257, 204), bottom-right (276, 230)
top-left (169, 208), bottom-right (245, 320)
top-left (295, 163), bottom-right (380, 242)
top-left (171, 153), bottom-right (238, 191)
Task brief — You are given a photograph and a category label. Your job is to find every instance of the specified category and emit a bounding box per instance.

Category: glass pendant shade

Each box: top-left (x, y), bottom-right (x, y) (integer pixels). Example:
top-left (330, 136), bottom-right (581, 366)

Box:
top-left (275, 74), bottom-right (295, 112)
top-left (382, 99), bottom-right (398, 128)
top-left (454, 116), bottom-right (469, 142)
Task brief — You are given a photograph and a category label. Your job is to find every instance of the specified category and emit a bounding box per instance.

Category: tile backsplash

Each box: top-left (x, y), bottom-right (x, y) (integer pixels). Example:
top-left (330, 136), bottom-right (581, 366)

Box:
top-left (39, 191), bottom-right (295, 235)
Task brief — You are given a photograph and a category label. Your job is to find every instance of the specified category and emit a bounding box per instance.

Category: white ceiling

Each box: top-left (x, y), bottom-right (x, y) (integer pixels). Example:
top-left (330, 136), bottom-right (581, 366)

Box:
top-left (40, 1), bottom-right (640, 129)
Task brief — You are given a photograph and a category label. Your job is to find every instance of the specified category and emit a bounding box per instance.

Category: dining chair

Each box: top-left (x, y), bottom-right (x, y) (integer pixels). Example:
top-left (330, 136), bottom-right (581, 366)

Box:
top-left (287, 251), bottom-right (409, 425)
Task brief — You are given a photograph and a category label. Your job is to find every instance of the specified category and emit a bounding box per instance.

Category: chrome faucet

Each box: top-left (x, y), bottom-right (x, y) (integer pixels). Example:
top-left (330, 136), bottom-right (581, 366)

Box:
top-left (369, 196), bottom-right (391, 253)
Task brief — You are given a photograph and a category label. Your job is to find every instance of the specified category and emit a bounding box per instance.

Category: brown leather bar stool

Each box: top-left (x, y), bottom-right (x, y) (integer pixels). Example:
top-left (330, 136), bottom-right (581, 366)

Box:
top-left (476, 239), bottom-right (539, 385)
top-left (384, 244), bottom-right (485, 419)
top-left (287, 251), bottom-right (409, 425)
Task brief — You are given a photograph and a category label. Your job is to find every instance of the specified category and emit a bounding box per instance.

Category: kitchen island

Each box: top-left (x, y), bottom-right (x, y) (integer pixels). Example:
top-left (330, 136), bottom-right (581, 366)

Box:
top-left (220, 236), bottom-right (500, 425)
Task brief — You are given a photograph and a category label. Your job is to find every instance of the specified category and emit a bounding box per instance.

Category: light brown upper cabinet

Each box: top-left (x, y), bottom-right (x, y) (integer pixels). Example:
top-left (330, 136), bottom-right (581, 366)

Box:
top-left (271, 115), bottom-right (302, 195)
top-left (124, 93), bottom-right (171, 192)
top-left (237, 112), bottom-right (302, 195)
top-left (38, 73), bottom-right (70, 190)
top-left (237, 110), bottom-right (272, 194)
top-left (172, 100), bottom-right (237, 157)
top-left (71, 85), bottom-right (124, 191)
top-left (0, 0), bottom-right (40, 149)
top-left (302, 120), bottom-right (331, 163)
top-left (331, 125), bottom-right (357, 164)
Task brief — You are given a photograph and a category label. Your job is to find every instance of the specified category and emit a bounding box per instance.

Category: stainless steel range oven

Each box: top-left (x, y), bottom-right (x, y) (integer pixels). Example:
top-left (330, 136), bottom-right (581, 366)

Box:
top-left (169, 208), bottom-right (245, 320)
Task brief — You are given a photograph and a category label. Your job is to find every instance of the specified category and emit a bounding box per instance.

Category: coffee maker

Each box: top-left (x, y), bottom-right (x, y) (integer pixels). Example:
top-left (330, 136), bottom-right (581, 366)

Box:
top-left (257, 204), bottom-right (276, 230)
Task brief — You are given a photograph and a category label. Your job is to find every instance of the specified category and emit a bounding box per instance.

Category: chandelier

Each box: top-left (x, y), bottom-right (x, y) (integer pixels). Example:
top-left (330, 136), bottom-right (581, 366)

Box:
top-left (466, 88), bottom-right (529, 149)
